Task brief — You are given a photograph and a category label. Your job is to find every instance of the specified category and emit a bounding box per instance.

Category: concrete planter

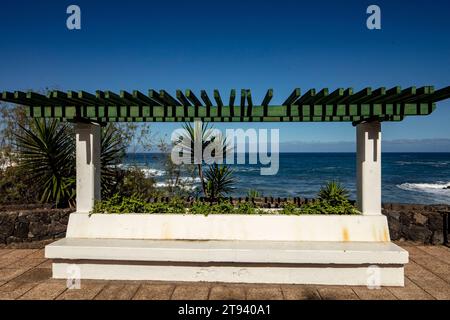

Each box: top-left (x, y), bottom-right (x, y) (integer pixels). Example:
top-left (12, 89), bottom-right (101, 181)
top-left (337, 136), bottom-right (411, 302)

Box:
top-left (66, 213), bottom-right (390, 242)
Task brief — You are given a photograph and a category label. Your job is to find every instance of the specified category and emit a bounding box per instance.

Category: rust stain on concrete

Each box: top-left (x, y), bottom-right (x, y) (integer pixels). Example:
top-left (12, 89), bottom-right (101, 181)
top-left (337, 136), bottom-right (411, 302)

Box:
top-left (342, 227), bottom-right (350, 242)
top-left (383, 228), bottom-right (390, 242)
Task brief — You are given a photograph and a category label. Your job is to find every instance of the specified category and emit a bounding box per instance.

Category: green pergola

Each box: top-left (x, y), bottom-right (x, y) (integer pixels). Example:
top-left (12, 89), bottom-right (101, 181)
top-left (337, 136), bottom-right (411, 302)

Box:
top-left (2, 86), bottom-right (449, 124)
top-left (13, 85), bottom-right (447, 286)
top-left (1, 85), bottom-right (450, 216)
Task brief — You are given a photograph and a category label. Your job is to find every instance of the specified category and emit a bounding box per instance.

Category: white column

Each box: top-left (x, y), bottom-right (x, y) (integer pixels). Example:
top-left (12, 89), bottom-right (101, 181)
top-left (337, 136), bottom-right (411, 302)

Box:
top-left (76, 123), bottom-right (101, 213)
top-left (356, 121), bottom-right (382, 215)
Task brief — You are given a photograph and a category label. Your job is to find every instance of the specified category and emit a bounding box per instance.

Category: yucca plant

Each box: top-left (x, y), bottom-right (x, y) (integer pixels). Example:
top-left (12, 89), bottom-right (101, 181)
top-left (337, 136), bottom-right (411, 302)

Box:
top-left (177, 121), bottom-right (230, 197)
top-left (15, 119), bottom-right (76, 207)
top-left (15, 119), bottom-right (128, 207)
top-left (317, 181), bottom-right (350, 206)
top-left (100, 125), bottom-right (127, 198)
top-left (204, 164), bottom-right (235, 199)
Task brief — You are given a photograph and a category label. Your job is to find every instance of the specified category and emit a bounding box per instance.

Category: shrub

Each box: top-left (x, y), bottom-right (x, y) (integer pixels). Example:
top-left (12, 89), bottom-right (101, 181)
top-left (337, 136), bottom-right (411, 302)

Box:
top-left (204, 164), bottom-right (235, 199)
top-left (318, 181), bottom-right (350, 206)
top-left (92, 194), bottom-right (360, 216)
top-left (93, 194), bottom-right (186, 214)
top-left (246, 189), bottom-right (261, 198)
top-left (112, 167), bottom-right (160, 200)
top-left (93, 194), bottom-right (147, 214)
top-left (14, 119), bottom-right (76, 207)
top-left (235, 202), bottom-right (258, 215)
top-left (190, 200), bottom-right (235, 215)
top-left (0, 166), bottom-right (40, 204)
top-left (280, 202), bottom-right (298, 215)
top-left (281, 199), bottom-right (359, 215)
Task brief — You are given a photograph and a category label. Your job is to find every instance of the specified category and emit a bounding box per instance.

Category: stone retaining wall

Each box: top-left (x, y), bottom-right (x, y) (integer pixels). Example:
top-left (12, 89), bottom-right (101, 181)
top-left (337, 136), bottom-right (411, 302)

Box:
top-left (0, 206), bottom-right (74, 245)
top-left (382, 203), bottom-right (449, 245)
top-left (0, 204), bottom-right (448, 245)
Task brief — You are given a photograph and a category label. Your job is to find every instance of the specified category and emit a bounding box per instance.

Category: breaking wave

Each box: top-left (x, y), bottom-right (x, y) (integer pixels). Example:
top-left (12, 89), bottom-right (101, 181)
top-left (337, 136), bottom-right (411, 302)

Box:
top-left (397, 182), bottom-right (450, 195)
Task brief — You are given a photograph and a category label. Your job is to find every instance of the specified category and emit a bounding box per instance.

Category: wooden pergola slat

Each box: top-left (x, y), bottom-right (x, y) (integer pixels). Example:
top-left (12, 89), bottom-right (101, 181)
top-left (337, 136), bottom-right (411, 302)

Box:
top-left (1, 86), bottom-right (448, 123)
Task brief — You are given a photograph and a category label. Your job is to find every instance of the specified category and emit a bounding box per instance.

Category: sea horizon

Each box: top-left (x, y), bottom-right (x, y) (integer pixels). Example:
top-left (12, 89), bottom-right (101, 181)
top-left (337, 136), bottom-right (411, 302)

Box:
top-left (123, 152), bottom-right (450, 205)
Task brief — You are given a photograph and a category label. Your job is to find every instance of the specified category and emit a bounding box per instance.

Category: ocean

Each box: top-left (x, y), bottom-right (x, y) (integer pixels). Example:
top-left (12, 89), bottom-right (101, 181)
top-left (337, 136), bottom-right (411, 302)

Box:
top-left (124, 153), bottom-right (450, 204)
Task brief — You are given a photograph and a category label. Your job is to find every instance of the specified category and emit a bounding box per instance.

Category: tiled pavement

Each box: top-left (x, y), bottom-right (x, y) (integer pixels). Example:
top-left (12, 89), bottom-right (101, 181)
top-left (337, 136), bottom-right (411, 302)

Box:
top-left (0, 242), bottom-right (449, 300)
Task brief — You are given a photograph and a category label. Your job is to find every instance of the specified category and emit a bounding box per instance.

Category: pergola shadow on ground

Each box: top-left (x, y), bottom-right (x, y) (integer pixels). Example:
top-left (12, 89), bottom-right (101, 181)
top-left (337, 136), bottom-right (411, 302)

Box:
top-left (0, 243), bottom-right (449, 300)
top-left (1, 86), bottom-right (450, 287)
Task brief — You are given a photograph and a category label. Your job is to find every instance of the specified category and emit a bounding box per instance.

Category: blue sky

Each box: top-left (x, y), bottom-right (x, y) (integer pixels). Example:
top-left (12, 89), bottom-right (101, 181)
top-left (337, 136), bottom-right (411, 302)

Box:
top-left (0, 0), bottom-right (449, 151)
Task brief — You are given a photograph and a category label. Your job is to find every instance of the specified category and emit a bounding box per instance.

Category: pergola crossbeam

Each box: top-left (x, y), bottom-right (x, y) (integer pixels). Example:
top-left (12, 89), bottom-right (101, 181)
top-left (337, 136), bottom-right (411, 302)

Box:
top-left (1, 86), bottom-right (448, 123)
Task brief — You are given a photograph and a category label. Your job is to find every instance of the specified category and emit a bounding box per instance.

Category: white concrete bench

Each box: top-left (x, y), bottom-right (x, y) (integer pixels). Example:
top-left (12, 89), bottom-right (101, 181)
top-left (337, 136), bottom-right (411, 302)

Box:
top-left (46, 238), bottom-right (408, 286)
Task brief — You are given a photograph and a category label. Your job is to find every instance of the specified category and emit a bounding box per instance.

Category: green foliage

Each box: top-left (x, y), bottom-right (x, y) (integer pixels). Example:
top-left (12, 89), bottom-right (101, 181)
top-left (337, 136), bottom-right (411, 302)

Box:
top-left (318, 181), bottom-right (350, 206)
top-left (12, 119), bottom-right (131, 207)
top-left (92, 194), bottom-right (186, 214)
top-left (280, 181), bottom-right (358, 215)
top-left (298, 200), bottom-right (359, 215)
top-left (92, 195), bottom-right (270, 216)
top-left (157, 139), bottom-right (196, 197)
top-left (235, 202), bottom-right (260, 215)
top-left (14, 119), bottom-right (76, 207)
top-left (177, 122), bottom-right (231, 197)
top-left (100, 125), bottom-right (127, 198)
top-left (0, 166), bottom-right (40, 204)
top-left (280, 202), bottom-right (298, 215)
top-left (190, 200), bottom-right (235, 215)
top-left (112, 166), bottom-right (160, 200)
top-left (204, 164), bottom-right (235, 199)
top-left (247, 189), bottom-right (261, 198)
top-left (281, 200), bottom-right (359, 215)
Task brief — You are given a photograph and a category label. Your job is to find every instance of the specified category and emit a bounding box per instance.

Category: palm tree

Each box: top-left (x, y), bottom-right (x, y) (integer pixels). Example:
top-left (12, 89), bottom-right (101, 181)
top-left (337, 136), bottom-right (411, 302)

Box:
top-left (176, 121), bottom-right (232, 197)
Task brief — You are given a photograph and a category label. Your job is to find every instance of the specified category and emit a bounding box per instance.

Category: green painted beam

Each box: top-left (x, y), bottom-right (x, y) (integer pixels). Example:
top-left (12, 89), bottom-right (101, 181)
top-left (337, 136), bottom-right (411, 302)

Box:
top-left (160, 90), bottom-right (180, 106)
top-left (294, 89), bottom-right (316, 105)
top-left (430, 86), bottom-right (450, 102)
top-left (24, 103), bottom-right (435, 122)
top-left (132, 90), bottom-right (158, 106)
top-left (246, 89), bottom-right (253, 116)
top-left (214, 89), bottom-right (223, 116)
top-left (283, 88), bottom-right (301, 105)
top-left (200, 90), bottom-right (212, 107)
top-left (148, 89), bottom-right (165, 106)
top-left (262, 89), bottom-right (273, 117)
top-left (186, 90), bottom-right (202, 106)
top-left (229, 89), bottom-right (236, 116)
top-left (176, 90), bottom-right (191, 107)
top-left (1, 87), bottom-right (447, 123)
top-left (261, 89), bottom-right (273, 106)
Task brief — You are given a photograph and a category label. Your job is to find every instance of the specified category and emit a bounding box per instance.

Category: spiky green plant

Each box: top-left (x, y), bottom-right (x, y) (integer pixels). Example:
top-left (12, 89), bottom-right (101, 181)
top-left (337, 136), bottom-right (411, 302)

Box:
top-left (15, 119), bottom-right (76, 207)
top-left (15, 120), bottom-right (128, 207)
top-left (100, 125), bottom-right (127, 198)
top-left (317, 181), bottom-right (350, 206)
top-left (204, 164), bottom-right (235, 199)
top-left (177, 121), bottom-right (230, 197)
top-left (247, 189), bottom-right (261, 198)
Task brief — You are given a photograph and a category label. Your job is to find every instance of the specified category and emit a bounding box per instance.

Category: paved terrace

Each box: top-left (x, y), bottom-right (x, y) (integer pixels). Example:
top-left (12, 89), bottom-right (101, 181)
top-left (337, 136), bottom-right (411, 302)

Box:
top-left (0, 242), bottom-right (448, 300)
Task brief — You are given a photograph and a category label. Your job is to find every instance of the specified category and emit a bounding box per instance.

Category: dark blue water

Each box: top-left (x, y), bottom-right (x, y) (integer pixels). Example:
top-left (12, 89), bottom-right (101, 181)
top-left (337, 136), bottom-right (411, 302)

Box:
top-left (124, 153), bottom-right (450, 204)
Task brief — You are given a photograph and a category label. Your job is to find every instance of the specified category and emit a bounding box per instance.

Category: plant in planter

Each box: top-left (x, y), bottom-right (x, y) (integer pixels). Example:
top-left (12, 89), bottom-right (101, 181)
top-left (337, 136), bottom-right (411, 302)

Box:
top-left (317, 180), bottom-right (350, 206)
top-left (177, 122), bottom-right (235, 198)
top-left (204, 164), bottom-right (235, 199)
top-left (281, 181), bottom-right (359, 215)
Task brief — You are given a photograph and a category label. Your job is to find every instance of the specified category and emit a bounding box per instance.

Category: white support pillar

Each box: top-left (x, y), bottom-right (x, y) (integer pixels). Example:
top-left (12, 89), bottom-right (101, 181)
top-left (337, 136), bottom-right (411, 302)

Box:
top-left (76, 123), bottom-right (101, 213)
top-left (356, 121), bottom-right (382, 215)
